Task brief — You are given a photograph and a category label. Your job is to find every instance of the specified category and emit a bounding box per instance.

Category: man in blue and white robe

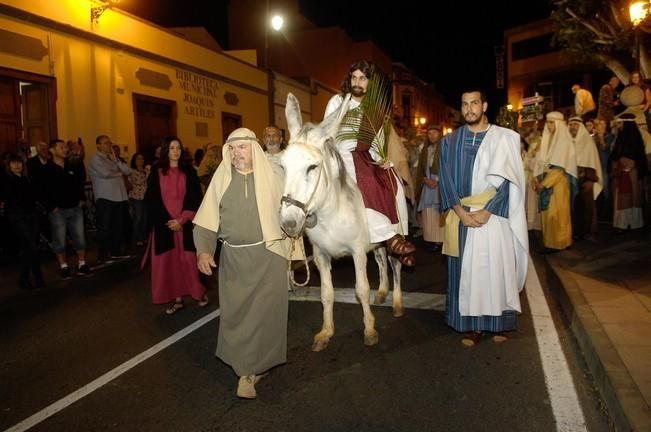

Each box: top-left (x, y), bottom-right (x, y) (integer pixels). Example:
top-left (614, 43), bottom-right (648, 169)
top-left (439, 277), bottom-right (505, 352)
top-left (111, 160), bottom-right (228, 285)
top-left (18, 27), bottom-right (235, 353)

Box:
top-left (439, 90), bottom-right (528, 346)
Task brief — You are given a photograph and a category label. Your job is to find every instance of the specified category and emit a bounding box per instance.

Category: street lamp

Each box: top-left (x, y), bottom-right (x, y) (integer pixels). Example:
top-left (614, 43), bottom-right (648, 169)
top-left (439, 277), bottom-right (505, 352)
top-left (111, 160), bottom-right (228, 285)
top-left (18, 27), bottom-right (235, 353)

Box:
top-left (271, 15), bottom-right (284, 32)
top-left (630, 0), bottom-right (650, 70)
top-left (264, 1), bottom-right (284, 124)
top-left (630, 1), bottom-right (649, 26)
top-left (264, 12), bottom-right (284, 70)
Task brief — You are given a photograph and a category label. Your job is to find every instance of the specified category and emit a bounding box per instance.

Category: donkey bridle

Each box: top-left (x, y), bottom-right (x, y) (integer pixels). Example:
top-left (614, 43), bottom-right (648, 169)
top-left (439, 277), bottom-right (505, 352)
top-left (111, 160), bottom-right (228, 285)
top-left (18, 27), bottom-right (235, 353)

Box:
top-left (280, 163), bottom-right (324, 230)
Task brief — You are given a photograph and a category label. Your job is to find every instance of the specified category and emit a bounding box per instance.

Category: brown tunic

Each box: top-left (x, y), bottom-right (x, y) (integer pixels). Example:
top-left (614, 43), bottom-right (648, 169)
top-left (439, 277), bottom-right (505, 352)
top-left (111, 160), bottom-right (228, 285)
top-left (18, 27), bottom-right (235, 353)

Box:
top-left (198, 171), bottom-right (289, 376)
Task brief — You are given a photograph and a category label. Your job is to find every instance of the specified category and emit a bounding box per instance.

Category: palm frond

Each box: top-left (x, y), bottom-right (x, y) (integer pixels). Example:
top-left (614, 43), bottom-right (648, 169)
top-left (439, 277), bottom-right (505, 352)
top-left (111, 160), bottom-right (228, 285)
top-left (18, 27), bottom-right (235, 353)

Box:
top-left (337, 73), bottom-right (393, 160)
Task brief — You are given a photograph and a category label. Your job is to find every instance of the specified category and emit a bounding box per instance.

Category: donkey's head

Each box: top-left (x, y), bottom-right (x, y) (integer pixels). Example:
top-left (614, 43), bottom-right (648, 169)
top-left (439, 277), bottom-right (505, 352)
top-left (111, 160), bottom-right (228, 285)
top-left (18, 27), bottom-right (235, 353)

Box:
top-left (279, 93), bottom-right (350, 237)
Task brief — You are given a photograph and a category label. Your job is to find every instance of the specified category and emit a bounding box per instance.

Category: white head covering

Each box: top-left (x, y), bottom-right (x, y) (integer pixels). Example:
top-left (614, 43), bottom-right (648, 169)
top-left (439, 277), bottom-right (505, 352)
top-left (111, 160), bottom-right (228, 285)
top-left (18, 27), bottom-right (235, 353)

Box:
top-left (569, 119), bottom-right (603, 198)
top-left (194, 128), bottom-right (303, 260)
top-left (534, 112), bottom-right (578, 178)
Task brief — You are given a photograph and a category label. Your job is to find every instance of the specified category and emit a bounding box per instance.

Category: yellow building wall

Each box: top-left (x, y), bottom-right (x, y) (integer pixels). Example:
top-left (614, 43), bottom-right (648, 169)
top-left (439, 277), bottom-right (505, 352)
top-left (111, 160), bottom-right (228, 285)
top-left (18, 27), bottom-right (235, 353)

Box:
top-left (0, 1), bottom-right (269, 158)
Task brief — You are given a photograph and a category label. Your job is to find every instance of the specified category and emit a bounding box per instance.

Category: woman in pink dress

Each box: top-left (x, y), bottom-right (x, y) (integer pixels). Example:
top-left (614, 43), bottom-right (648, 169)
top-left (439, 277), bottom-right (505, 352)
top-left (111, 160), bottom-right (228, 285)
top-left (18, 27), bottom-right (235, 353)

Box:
top-left (145, 136), bottom-right (207, 314)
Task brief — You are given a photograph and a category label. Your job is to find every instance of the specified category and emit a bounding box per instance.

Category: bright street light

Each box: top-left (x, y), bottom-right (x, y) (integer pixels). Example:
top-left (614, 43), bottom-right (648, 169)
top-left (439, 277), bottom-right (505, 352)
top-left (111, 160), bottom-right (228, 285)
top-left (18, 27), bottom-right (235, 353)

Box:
top-left (630, 1), bottom-right (649, 26)
top-left (271, 15), bottom-right (284, 31)
top-left (629, 1), bottom-right (650, 70)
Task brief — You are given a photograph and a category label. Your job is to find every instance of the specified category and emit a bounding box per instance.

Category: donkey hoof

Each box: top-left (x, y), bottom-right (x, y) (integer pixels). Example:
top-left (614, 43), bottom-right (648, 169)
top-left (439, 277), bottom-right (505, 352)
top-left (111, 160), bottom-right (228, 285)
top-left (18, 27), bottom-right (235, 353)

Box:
top-left (373, 293), bottom-right (387, 305)
top-left (312, 338), bottom-right (330, 352)
top-left (364, 330), bottom-right (379, 346)
top-left (392, 306), bottom-right (404, 318)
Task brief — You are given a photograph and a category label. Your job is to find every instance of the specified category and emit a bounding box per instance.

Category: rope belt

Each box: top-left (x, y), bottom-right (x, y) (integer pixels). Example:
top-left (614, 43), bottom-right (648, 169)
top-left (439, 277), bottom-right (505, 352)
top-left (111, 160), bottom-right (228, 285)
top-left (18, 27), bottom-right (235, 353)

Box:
top-left (221, 239), bottom-right (266, 248)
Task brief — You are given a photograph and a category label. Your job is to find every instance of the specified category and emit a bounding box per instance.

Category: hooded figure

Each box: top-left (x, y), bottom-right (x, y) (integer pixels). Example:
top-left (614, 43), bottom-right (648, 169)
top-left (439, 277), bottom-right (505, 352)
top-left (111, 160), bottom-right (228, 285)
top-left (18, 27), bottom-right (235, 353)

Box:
top-left (609, 114), bottom-right (648, 230)
top-left (534, 111), bottom-right (578, 250)
top-left (193, 127), bottom-right (303, 400)
top-left (568, 116), bottom-right (603, 240)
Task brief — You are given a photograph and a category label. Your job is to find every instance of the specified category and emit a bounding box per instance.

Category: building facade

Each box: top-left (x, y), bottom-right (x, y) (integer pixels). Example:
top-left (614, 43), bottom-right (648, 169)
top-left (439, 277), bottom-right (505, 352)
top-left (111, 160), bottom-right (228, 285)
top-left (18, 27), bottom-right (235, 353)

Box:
top-left (505, 18), bottom-right (611, 122)
top-left (0, 1), bottom-right (270, 161)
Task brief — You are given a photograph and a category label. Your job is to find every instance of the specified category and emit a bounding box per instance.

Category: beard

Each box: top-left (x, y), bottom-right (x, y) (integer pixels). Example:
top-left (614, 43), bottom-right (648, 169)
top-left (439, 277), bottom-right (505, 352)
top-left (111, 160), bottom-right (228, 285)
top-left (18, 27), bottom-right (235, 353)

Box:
top-left (464, 112), bottom-right (483, 125)
top-left (351, 86), bottom-right (365, 97)
top-left (232, 157), bottom-right (250, 172)
top-left (266, 143), bottom-right (280, 154)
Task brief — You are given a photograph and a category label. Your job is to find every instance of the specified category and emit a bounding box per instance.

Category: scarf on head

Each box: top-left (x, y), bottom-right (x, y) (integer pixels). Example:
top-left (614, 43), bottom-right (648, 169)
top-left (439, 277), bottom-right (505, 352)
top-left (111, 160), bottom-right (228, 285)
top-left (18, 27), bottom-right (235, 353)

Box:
top-left (193, 135), bottom-right (303, 261)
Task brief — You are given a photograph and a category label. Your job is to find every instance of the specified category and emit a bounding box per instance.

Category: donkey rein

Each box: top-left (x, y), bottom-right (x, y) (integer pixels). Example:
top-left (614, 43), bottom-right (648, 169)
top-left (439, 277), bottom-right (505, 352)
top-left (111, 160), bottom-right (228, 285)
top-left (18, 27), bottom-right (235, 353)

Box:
top-left (282, 164), bottom-right (326, 288)
top-left (287, 236), bottom-right (310, 288)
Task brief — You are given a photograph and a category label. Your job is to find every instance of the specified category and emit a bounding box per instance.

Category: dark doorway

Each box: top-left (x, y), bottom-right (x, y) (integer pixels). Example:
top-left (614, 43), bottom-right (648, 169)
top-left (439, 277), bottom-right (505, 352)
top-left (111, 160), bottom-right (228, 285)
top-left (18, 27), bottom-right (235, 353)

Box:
top-left (221, 112), bottom-right (242, 144)
top-left (133, 93), bottom-right (176, 163)
top-left (0, 68), bottom-right (55, 157)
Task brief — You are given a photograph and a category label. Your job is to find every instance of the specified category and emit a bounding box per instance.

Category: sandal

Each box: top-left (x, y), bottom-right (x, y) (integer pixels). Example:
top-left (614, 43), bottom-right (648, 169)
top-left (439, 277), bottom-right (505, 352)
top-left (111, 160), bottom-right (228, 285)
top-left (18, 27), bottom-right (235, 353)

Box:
top-left (492, 333), bottom-right (508, 343)
top-left (165, 301), bottom-right (184, 315)
top-left (198, 295), bottom-right (209, 307)
top-left (398, 254), bottom-right (416, 267)
top-left (461, 331), bottom-right (482, 347)
top-left (386, 234), bottom-right (416, 256)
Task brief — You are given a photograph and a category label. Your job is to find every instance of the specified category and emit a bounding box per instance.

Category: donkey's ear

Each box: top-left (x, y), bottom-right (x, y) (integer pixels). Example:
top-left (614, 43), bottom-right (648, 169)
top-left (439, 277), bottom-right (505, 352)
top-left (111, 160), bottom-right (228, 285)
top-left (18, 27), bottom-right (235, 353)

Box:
top-left (321, 94), bottom-right (351, 139)
top-left (285, 93), bottom-right (303, 139)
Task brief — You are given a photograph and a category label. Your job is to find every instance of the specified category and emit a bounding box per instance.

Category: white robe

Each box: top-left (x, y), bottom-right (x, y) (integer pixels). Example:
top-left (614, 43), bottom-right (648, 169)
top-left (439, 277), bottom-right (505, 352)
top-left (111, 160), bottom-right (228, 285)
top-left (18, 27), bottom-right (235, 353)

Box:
top-left (324, 94), bottom-right (408, 243)
top-left (459, 126), bottom-right (529, 316)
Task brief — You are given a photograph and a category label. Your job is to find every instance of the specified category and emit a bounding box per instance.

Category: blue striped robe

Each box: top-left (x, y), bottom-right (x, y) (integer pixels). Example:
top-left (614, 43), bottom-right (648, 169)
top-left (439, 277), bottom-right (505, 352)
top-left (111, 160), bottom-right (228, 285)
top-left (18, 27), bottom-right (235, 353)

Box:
top-left (439, 126), bottom-right (516, 332)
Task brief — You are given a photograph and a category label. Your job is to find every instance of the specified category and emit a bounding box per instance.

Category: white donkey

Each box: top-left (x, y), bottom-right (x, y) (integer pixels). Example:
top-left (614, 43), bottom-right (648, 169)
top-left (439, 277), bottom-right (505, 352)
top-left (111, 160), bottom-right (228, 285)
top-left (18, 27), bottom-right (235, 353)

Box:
top-left (280, 93), bottom-right (403, 352)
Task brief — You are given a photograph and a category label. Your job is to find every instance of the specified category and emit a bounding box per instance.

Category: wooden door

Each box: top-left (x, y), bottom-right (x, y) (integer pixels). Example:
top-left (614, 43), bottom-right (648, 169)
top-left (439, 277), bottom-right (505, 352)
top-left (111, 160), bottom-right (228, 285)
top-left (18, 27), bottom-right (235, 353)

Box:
top-left (21, 82), bottom-right (50, 147)
top-left (133, 94), bottom-right (176, 163)
top-left (221, 112), bottom-right (242, 144)
top-left (0, 76), bottom-right (20, 156)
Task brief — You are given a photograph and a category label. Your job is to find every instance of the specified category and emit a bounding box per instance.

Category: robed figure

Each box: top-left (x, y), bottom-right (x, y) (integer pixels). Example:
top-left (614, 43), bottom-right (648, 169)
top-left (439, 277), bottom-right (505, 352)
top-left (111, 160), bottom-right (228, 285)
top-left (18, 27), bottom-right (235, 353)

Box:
top-left (439, 91), bottom-right (528, 346)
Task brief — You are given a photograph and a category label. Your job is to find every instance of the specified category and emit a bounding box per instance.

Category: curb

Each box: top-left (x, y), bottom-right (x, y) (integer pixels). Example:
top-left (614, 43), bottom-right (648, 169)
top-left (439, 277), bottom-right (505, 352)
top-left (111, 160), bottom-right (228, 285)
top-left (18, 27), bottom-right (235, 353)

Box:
top-left (544, 256), bottom-right (651, 432)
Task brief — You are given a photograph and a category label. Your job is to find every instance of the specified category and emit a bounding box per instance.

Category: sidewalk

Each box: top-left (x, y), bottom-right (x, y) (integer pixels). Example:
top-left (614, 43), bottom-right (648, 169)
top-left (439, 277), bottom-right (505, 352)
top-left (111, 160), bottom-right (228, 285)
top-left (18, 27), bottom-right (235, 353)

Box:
top-left (544, 225), bottom-right (651, 432)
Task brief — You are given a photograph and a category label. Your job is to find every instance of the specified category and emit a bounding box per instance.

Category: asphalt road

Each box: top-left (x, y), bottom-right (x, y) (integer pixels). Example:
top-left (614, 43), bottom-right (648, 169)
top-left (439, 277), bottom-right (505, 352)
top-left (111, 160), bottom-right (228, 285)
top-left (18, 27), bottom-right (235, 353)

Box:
top-left (0, 238), bottom-right (612, 432)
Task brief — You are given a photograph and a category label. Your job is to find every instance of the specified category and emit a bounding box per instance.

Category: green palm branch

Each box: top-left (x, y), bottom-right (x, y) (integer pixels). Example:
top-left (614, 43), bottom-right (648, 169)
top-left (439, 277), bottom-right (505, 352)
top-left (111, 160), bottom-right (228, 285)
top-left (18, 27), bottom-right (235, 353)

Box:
top-left (337, 73), bottom-right (393, 161)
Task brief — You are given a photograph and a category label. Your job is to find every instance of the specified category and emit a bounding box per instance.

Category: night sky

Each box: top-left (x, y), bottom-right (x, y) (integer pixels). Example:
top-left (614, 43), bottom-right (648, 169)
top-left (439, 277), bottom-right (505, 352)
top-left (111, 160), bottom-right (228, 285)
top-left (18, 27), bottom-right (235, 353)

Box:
top-left (119, 0), bottom-right (553, 108)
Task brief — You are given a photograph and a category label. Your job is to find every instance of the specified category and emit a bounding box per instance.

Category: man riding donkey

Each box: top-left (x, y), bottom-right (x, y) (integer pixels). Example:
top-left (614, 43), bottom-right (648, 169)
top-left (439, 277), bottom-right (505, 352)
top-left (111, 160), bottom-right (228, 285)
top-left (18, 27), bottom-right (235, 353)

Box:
top-left (324, 60), bottom-right (416, 266)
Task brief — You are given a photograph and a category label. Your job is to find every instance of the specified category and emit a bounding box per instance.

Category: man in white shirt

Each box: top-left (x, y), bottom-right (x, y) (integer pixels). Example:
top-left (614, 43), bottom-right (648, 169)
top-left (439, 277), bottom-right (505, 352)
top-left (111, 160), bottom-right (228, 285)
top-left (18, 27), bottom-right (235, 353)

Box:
top-left (88, 135), bottom-right (132, 262)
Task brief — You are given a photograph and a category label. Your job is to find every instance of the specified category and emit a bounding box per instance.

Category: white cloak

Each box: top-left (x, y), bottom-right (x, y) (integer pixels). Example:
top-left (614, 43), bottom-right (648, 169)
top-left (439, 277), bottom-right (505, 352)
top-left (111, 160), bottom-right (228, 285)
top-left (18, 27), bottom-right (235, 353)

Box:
top-left (459, 126), bottom-right (529, 316)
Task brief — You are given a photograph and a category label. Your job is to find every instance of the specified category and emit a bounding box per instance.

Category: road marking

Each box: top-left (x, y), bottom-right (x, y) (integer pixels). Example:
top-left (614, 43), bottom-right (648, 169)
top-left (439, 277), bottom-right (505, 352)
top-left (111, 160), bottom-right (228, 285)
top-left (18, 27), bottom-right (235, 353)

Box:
top-left (525, 257), bottom-right (587, 432)
top-left (290, 286), bottom-right (446, 310)
top-left (6, 270), bottom-right (579, 432)
top-left (4, 310), bottom-right (220, 432)
top-left (5, 286), bottom-right (443, 431)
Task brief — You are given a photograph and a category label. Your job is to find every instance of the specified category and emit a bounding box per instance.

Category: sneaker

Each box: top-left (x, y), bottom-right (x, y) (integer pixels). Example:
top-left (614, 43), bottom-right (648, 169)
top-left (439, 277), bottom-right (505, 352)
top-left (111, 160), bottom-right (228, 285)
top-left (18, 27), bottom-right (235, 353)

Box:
top-left (60, 267), bottom-right (72, 279)
top-left (77, 264), bottom-right (93, 276)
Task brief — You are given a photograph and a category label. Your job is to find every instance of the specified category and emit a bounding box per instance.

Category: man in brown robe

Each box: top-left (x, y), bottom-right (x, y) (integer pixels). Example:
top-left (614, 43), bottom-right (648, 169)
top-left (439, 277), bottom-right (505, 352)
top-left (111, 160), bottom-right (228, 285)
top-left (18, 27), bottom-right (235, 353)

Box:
top-left (193, 128), bottom-right (302, 399)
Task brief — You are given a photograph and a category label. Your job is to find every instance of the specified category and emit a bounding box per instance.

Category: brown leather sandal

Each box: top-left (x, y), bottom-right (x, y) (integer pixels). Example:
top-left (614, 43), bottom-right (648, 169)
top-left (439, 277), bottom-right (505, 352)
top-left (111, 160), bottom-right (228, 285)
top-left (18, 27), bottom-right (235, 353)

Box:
top-left (165, 300), bottom-right (184, 315)
top-left (461, 331), bottom-right (482, 347)
top-left (398, 254), bottom-right (416, 267)
top-left (197, 295), bottom-right (209, 307)
top-left (492, 332), bottom-right (508, 343)
top-left (386, 234), bottom-right (416, 256)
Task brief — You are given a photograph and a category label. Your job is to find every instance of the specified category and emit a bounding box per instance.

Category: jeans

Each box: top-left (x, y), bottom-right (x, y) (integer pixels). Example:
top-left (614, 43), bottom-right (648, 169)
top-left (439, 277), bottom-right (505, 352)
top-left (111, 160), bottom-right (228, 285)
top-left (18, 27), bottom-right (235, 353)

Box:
top-left (130, 198), bottom-right (148, 243)
top-left (48, 206), bottom-right (86, 253)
